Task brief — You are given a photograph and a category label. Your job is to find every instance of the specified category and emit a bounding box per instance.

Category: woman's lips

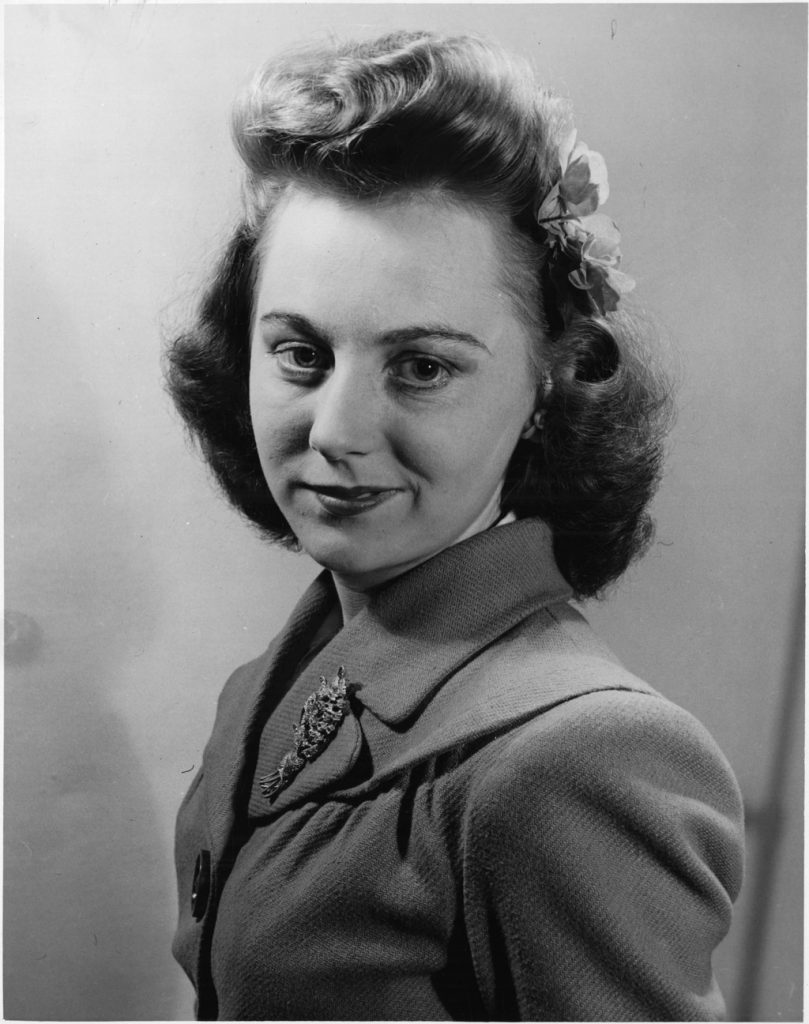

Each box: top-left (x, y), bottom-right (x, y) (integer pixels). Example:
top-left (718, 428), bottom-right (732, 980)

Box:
top-left (301, 484), bottom-right (401, 518)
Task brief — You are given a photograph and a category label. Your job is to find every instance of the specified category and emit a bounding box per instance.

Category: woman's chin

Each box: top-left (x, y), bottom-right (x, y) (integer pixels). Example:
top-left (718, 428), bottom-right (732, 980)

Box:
top-left (297, 533), bottom-right (426, 591)
top-left (299, 533), bottom-right (381, 572)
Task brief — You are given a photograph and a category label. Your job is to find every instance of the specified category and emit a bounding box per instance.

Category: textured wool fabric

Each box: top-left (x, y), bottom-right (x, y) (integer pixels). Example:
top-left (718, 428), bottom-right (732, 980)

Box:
top-left (173, 519), bottom-right (744, 1020)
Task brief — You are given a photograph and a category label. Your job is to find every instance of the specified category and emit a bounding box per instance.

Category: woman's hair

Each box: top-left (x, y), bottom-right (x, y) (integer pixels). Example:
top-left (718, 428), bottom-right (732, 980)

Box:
top-left (165, 30), bottom-right (673, 598)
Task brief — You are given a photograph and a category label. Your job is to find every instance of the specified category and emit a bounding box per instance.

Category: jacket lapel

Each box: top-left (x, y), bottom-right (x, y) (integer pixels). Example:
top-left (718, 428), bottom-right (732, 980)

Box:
top-left (354, 649), bottom-right (657, 796)
top-left (258, 519), bottom-right (576, 816)
top-left (201, 571), bottom-right (335, 858)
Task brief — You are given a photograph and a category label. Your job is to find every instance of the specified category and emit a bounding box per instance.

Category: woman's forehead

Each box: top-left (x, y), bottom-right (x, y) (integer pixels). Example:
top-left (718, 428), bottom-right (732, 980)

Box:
top-left (254, 188), bottom-right (524, 333)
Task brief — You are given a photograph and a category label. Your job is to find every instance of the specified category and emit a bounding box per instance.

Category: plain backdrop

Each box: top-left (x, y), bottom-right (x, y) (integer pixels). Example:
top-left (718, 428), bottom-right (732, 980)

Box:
top-left (4, 4), bottom-right (804, 1020)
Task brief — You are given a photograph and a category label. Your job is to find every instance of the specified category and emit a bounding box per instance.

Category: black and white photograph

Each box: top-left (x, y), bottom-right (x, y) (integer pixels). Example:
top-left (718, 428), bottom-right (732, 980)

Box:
top-left (5, 4), bottom-right (804, 1020)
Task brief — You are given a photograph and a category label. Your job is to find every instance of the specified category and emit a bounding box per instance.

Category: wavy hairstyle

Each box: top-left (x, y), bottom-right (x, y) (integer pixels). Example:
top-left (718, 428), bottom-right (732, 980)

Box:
top-left (165, 30), bottom-right (673, 598)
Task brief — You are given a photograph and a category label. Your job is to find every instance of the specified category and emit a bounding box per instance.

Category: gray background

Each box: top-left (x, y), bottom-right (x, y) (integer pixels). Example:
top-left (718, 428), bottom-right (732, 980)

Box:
top-left (5, 4), bottom-right (804, 1020)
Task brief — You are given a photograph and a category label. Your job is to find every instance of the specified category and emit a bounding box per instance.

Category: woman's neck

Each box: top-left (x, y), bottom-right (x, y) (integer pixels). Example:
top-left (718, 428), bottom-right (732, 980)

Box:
top-left (330, 496), bottom-right (509, 622)
top-left (332, 575), bottom-right (373, 622)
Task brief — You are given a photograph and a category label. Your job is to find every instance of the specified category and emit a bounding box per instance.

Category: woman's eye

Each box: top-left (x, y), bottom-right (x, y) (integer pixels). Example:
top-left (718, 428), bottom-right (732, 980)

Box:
top-left (274, 343), bottom-right (329, 374)
top-left (395, 356), bottom-right (451, 388)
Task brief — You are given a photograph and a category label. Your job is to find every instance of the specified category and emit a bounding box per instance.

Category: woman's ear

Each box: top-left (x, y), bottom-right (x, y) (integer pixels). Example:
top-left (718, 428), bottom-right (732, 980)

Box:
top-left (520, 409), bottom-right (544, 441)
top-left (520, 370), bottom-right (553, 441)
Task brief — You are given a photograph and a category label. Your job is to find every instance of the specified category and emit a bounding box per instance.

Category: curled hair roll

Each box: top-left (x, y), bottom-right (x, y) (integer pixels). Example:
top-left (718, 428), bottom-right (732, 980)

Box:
top-left (231, 31), bottom-right (570, 235)
top-left (503, 311), bottom-right (673, 596)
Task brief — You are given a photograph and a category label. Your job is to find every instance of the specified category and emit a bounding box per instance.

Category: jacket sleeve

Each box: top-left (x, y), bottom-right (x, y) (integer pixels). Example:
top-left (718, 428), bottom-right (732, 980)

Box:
top-left (461, 688), bottom-right (744, 1021)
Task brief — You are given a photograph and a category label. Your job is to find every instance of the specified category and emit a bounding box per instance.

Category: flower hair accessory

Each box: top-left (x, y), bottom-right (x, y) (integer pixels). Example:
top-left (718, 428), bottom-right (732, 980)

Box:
top-left (536, 129), bottom-right (635, 318)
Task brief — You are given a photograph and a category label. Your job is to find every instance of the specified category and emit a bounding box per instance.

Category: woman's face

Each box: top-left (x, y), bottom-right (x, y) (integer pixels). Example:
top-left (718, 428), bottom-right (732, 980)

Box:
top-left (249, 188), bottom-right (538, 591)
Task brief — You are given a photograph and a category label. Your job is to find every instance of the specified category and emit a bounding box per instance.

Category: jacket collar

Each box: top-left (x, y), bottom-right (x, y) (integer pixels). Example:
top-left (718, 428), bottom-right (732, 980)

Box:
top-left (202, 518), bottom-right (571, 832)
top-left (304, 517), bottom-right (571, 726)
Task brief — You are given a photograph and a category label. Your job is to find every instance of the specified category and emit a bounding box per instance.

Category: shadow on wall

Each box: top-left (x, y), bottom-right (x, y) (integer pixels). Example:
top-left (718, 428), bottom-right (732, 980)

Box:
top-left (4, 243), bottom-right (179, 1018)
top-left (5, 645), bottom-right (176, 1017)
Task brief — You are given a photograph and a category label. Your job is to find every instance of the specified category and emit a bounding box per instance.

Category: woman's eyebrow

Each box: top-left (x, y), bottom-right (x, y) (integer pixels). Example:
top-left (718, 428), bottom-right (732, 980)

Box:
top-left (258, 313), bottom-right (490, 355)
top-left (258, 311), bottom-right (330, 342)
top-left (379, 325), bottom-right (492, 354)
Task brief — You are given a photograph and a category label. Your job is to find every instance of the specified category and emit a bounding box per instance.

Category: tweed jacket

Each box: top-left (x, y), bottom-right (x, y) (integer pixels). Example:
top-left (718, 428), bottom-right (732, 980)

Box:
top-left (173, 519), bottom-right (744, 1021)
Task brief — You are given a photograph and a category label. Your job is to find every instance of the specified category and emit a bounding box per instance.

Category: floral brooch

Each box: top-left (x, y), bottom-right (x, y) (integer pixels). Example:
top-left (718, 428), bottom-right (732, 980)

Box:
top-left (536, 129), bottom-right (635, 318)
top-left (260, 666), bottom-right (351, 803)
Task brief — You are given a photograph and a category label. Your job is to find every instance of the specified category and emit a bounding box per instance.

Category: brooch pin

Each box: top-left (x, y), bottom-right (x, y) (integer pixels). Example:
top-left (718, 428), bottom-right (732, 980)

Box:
top-left (260, 666), bottom-right (351, 803)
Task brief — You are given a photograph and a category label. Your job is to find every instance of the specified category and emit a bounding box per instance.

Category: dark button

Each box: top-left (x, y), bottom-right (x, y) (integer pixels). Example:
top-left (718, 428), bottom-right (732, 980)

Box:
top-left (191, 850), bottom-right (211, 920)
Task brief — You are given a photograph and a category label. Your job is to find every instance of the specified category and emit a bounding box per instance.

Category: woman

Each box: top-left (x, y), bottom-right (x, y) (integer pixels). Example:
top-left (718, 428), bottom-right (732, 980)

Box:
top-left (166, 31), bottom-right (743, 1021)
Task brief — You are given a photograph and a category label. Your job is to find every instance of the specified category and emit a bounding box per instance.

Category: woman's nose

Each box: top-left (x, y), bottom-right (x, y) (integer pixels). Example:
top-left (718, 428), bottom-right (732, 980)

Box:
top-left (308, 367), bottom-right (381, 460)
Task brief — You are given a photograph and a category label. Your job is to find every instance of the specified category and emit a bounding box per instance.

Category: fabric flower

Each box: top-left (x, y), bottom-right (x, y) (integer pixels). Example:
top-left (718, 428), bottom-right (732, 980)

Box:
top-left (557, 129), bottom-right (610, 216)
top-left (536, 130), bottom-right (634, 317)
top-left (565, 214), bottom-right (636, 313)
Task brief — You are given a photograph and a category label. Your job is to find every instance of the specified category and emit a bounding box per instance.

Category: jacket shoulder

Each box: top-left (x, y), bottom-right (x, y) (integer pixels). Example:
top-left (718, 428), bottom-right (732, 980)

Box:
top-left (470, 685), bottom-right (744, 841)
top-left (462, 686), bottom-right (745, 1021)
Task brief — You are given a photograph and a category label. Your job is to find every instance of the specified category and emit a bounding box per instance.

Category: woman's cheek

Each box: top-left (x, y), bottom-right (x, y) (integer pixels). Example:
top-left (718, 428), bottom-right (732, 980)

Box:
top-left (252, 397), bottom-right (311, 459)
